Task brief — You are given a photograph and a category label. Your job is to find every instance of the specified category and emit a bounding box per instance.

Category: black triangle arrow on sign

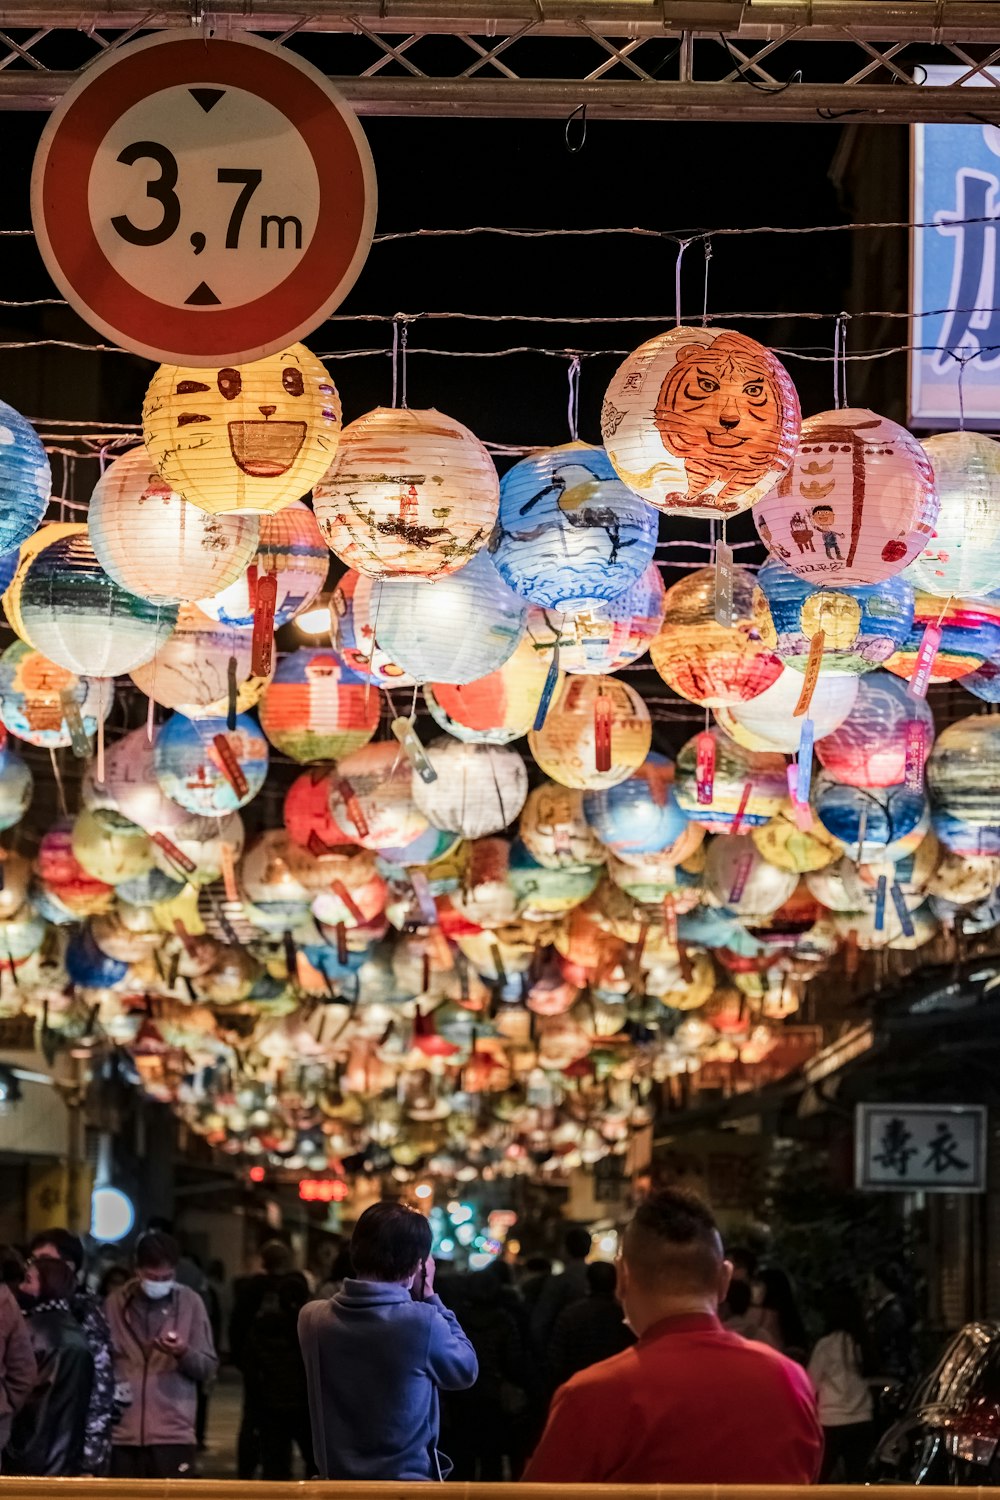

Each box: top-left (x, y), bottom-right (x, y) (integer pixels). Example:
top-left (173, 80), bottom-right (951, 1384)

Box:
top-left (185, 282), bottom-right (221, 305)
top-left (189, 87), bottom-right (226, 112)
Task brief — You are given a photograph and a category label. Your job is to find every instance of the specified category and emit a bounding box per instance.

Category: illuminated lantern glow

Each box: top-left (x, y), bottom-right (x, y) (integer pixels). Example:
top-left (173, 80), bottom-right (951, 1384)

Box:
top-left (601, 326), bottom-right (800, 519)
top-left (83, 727), bottom-right (189, 836)
top-left (372, 549), bottom-right (526, 686)
top-left (0, 912), bottom-right (47, 971)
top-left (508, 840), bottom-right (601, 918)
top-left (523, 564), bottom-right (665, 677)
top-left (239, 829), bottom-right (321, 921)
top-left (911, 432), bottom-right (1000, 597)
top-left (142, 344), bottom-right (341, 515)
top-left (582, 753), bottom-right (689, 857)
top-left (7, 525), bottom-right (177, 676)
top-left (3, 523), bottom-right (78, 644)
top-left (651, 565), bottom-right (782, 707)
top-left (130, 605), bottom-right (269, 718)
top-left (927, 714), bottom-right (1000, 857)
top-left (715, 663), bottom-right (858, 754)
top-left (66, 926), bottom-right (129, 989)
top-left (961, 651), bottom-right (1000, 703)
top-left (258, 648), bottom-right (380, 763)
top-left (884, 594), bottom-right (1000, 684)
top-left (413, 740), bottom-right (528, 839)
top-left (330, 569), bottom-right (414, 686)
top-left (197, 502), bottom-right (329, 629)
top-left (643, 947), bottom-right (715, 1010)
top-left (36, 823), bottom-right (114, 915)
top-left (529, 676), bottom-right (651, 791)
top-left (751, 801), bottom-right (844, 873)
top-left (607, 846), bottom-right (704, 907)
top-left (813, 770), bottom-right (926, 861)
top-left (315, 407), bottom-right (498, 579)
top-left (830, 902), bottom-right (937, 952)
top-left (327, 742), bottom-right (430, 852)
top-left (449, 837), bottom-right (516, 928)
top-left (424, 633), bottom-right (559, 745)
top-left (88, 448), bottom-right (260, 605)
top-left (154, 712), bottom-right (269, 815)
top-left (0, 399), bottom-right (50, 555)
top-left (814, 671), bottom-right (934, 788)
top-left (149, 810), bottom-right (245, 886)
top-left (71, 809), bottom-right (153, 886)
top-left (704, 835), bottom-right (798, 917)
top-left (674, 727), bottom-right (787, 832)
top-left (753, 408), bottom-right (937, 584)
top-left (519, 782), bottom-right (607, 870)
top-left (490, 442), bottom-right (657, 609)
top-left (0, 749), bottom-right (32, 831)
top-left (284, 768), bottom-right (351, 850)
top-left (0, 640), bottom-right (111, 749)
top-left (752, 557), bottom-right (914, 675)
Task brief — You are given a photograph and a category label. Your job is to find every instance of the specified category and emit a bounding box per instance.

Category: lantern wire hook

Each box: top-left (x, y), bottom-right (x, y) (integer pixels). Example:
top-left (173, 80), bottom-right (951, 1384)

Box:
top-left (564, 103), bottom-right (587, 154)
top-left (391, 316), bottom-right (410, 408)
top-left (701, 238), bottom-right (713, 326)
top-left (955, 347), bottom-right (973, 432)
top-left (675, 238), bottom-right (691, 327)
top-left (833, 313), bottom-right (849, 409)
top-left (566, 354), bottom-right (581, 441)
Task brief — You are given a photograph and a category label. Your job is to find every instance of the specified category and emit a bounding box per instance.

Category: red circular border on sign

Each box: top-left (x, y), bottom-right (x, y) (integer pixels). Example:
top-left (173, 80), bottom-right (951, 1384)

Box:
top-left (40, 38), bottom-right (368, 357)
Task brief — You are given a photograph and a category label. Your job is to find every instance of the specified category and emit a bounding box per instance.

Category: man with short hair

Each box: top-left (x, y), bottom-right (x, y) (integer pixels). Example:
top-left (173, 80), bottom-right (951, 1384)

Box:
top-left (299, 1200), bottom-right (478, 1479)
top-left (105, 1229), bottom-right (218, 1479)
top-left (524, 1189), bottom-right (822, 1485)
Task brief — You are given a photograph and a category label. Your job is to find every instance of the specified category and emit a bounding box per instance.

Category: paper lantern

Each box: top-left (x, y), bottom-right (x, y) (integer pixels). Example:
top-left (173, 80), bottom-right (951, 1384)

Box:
top-left (0, 912), bottom-right (47, 971)
top-left (582, 753), bottom-right (689, 857)
top-left (88, 448), bottom-right (260, 605)
top-left (83, 727), bottom-right (189, 836)
top-left (149, 810), bottom-right (245, 886)
top-left (66, 926), bottom-right (129, 990)
top-left (36, 824), bottom-right (114, 915)
top-left (927, 715), bottom-right (1000, 857)
top-left (0, 852), bottom-right (29, 921)
top-left (910, 432), bottom-right (1000, 597)
top-left (117, 866), bottom-right (185, 906)
top-left (523, 564), bottom-right (665, 677)
top-left (518, 782), bottom-right (605, 871)
top-left (142, 344), bottom-right (340, 515)
top-left (328, 741), bottom-right (429, 851)
top-left (651, 565), bottom-right (782, 707)
top-left (7, 525), bottom-right (177, 676)
top-left (814, 671), bottom-right (934, 788)
top-left (509, 841), bottom-right (601, 918)
top-left (330, 569), bottom-right (414, 687)
top-left (258, 648), bottom-right (379, 763)
top-left (753, 408), bottom-right (937, 585)
top-left (0, 400), bottom-right (49, 555)
top-left (715, 663), bottom-right (858, 754)
top-left (372, 549), bottom-right (526, 686)
top-left (813, 770), bottom-right (926, 861)
top-left (751, 801), bottom-right (844, 874)
top-left (961, 652), bottom-right (1000, 704)
top-left (601, 326), bottom-right (800, 518)
top-left (884, 594), bottom-right (1000, 684)
top-left (529, 676), bottom-right (651, 791)
top-left (830, 902), bottom-right (937, 953)
top-left (752, 557), bottom-right (913, 675)
top-left (490, 442), bottom-right (656, 609)
top-left (315, 406), bottom-right (498, 579)
top-left (197, 502), bottom-right (329, 629)
top-left (424, 633), bottom-right (557, 745)
top-left (644, 948), bottom-right (715, 1011)
top-left (674, 727), bottom-right (787, 832)
top-left (0, 749), bottom-right (31, 830)
top-left (284, 768), bottom-right (350, 850)
top-left (72, 809), bottom-right (154, 886)
top-left (154, 712), bottom-right (269, 815)
top-left (412, 740), bottom-right (528, 839)
top-left (607, 845), bottom-right (704, 906)
top-left (704, 835), bottom-right (798, 917)
top-left (0, 640), bottom-right (111, 749)
top-left (130, 605), bottom-right (269, 718)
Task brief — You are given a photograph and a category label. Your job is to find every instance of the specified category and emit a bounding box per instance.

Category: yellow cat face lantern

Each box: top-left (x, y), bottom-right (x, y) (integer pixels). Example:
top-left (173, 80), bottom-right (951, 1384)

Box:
top-left (142, 344), bottom-right (341, 516)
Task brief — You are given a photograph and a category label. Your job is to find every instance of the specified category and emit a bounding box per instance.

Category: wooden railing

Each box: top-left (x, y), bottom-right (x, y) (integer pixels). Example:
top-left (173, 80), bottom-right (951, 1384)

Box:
top-left (0, 1484), bottom-right (993, 1499)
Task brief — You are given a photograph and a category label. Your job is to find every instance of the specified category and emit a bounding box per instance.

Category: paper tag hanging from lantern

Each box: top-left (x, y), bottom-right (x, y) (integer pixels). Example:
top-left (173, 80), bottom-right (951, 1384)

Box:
top-left (594, 691), bottom-right (613, 773)
top-left (534, 646), bottom-right (560, 731)
top-left (334, 776), bottom-right (370, 840)
top-left (796, 719), bottom-right (815, 804)
top-left (409, 870), bottom-right (440, 928)
top-left (874, 873), bottom-right (888, 932)
top-left (390, 717), bottom-right (437, 784)
top-left (331, 878), bottom-right (366, 926)
top-left (58, 688), bottom-right (92, 760)
top-left (908, 621), bottom-right (942, 699)
top-left (730, 781), bottom-right (754, 836)
top-left (226, 656), bottom-right (238, 732)
top-left (251, 573), bottom-right (278, 678)
top-left (219, 842), bottom-right (240, 904)
top-left (714, 539), bottom-right (735, 627)
top-left (794, 631), bottom-right (825, 717)
top-left (213, 733), bottom-right (249, 800)
top-left (890, 880), bottom-right (916, 939)
top-left (151, 830), bottom-right (197, 875)
top-left (695, 731), bottom-right (716, 805)
top-left (727, 849), bottom-right (754, 905)
top-left (904, 720), bottom-right (927, 790)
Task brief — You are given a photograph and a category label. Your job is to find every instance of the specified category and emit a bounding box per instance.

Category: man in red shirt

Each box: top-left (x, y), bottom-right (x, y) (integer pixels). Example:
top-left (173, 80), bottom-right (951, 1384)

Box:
top-left (523, 1188), bottom-right (822, 1485)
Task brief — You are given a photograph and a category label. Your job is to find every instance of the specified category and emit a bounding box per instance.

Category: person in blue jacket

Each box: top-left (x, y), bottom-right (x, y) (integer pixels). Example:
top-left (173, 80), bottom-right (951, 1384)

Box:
top-left (298, 1201), bottom-right (478, 1479)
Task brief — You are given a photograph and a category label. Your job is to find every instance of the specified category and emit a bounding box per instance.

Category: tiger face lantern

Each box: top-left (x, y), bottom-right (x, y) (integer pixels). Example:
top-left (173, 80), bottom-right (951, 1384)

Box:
top-left (142, 343), bottom-right (341, 516)
top-left (602, 327), bottom-right (801, 519)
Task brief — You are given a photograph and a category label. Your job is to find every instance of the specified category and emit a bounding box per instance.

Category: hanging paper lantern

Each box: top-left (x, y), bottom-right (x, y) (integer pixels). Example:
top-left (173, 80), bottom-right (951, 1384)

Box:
top-left (412, 740), bottom-right (528, 839)
top-left (813, 770), bottom-right (926, 861)
top-left (523, 564), bottom-right (665, 677)
top-left (675, 727), bottom-right (786, 832)
top-left (961, 651), bottom-right (1000, 704)
top-left (607, 846), bottom-right (704, 907)
top-left (529, 675), bottom-right (651, 791)
top-left (751, 801), bottom-right (844, 874)
top-left (88, 448), bottom-right (260, 605)
top-left (0, 640), bottom-right (111, 749)
top-left (424, 633), bottom-right (556, 745)
top-left (36, 823), bottom-right (114, 915)
top-left (509, 841), bottom-right (601, 918)
top-left (602, 326), bottom-right (800, 518)
top-left (0, 749), bottom-right (31, 831)
top-left (371, 550), bottom-right (526, 686)
top-left (130, 605), bottom-right (269, 719)
top-left (448, 837), bottom-right (516, 928)
top-left (830, 901), bottom-right (937, 953)
top-left (518, 782), bottom-right (606, 871)
top-left (238, 830), bottom-right (320, 924)
top-left (927, 715), bottom-right (1000, 857)
top-left (142, 344), bottom-right (340, 515)
top-left (0, 399), bottom-right (50, 555)
top-left (753, 408), bottom-right (937, 584)
top-left (116, 866), bottom-right (185, 906)
top-left (3, 523), bottom-right (76, 643)
top-left (83, 727), bottom-right (188, 836)
top-left (284, 768), bottom-right (351, 850)
top-left (197, 502), bottom-right (329, 629)
top-left (715, 662), bottom-right (858, 754)
top-left (752, 557), bottom-right (913, 675)
top-left (490, 442), bottom-right (657, 609)
top-left (72, 809), bottom-right (154, 886)
top-left (651, 565), bottom-right (782, 707)
top-left (315, 406), bottom-right (498, 579)
top-left (884, 594), bottom-right (1000, 685)
top-left (154, 712), bottom-right (269, 815)
top-left (910, 432), bottom-right (1000, 597)
top-left (330, 569), bottom-right (414, 686)
top-left (150, 810), bottom-right (245, 886)
top-left (704, 835), bottom-right (798, 917)
top-left (0, 911), bottom-right (47, 972)
top-left (7, 525), bottom-right (177, 676)
top-left (328, 741), bottom-right (429, 851)
top-left (582, 753), bottom-right (689, 858)
top-left (814, 671), bottom-right (934, 788)
top-left (0, 852), bottom-right (30, 921)
top-left (258, 648), bottom-right (379, 763)
top-left (66, 926), bottom-right (129, 990)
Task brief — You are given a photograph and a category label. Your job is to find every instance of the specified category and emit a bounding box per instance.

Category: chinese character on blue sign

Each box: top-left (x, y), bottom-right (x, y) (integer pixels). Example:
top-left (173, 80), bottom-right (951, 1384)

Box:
top-left (857, 1103), bottom-right (986, 1193)
top-left (911, 69), bottom-right (1000, 427)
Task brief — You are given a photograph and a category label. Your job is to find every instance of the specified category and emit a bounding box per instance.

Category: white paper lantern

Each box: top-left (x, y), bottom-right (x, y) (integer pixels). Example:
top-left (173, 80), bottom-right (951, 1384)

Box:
top-left (911, 432), bottom-right (1000, 598)
top-left (704, 834), bottom-right (798, 917)
top-left (715, 663), bottom-right (859, 753)
top-left (130, 605), bottom-right (269, 718)
top-left (412, 739), bottom-right (528, 839)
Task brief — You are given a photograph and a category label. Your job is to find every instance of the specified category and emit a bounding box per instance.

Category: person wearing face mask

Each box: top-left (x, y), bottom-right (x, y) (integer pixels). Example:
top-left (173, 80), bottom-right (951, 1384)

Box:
top-left (104, 1230), bottom-right (218, 1479)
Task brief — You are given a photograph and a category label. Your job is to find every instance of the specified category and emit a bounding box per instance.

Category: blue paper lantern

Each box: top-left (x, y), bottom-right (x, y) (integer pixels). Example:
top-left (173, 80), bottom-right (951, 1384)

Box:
top-left (0, 749), bottom-right (32, 830)
top-left (928, 714), bottom-right (1000, 857)
top-left (0, 400), bottom-right (50, 555)
top-left (814, 670), bottom-right (935, 789)
top-left (154, 712), bottom-right (269, 815)
top-left (752, 557), bottom-right (913, 674)
top-left (583, 753), bottom-right (688, 856)
top-left (490, 442), bottom-right (657, 610)
top-left (116, 866), bottom-right (186, 906)
top-left (508, 838), bottom-right (601, 914)
top-left (813, 770), bottom-right (926, 860)
top-left (960, 650), bottom-right (1000, 704)
top-left (66, 926), bottom-right (129, 988)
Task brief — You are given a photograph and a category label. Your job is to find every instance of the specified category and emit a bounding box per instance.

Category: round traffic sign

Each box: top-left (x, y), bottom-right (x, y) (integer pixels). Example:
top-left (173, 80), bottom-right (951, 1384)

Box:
top-left (31, 32), bottom-right (377, 366)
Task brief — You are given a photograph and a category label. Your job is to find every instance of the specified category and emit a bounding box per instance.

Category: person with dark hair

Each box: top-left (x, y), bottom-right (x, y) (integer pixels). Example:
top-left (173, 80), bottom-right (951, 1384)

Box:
top-left (0, 1246), bottom-right (35, 1471)
top-left (7, 1256), bottom-right (93, 1476)
top-left (298, 1200), bottom-right (477, 1479)
top-left (809, 1284), bottom-right (874, 1482)
top-left (98, 1266), bottom-right (130, 1301)
top-left (523, 1188), bottom-right (822, 1484)
top-left (530, 1226), bottom-right (592, 1354)
top-left (722, 1280), bottom-right (778, 1348)
top-left (548, 1261), bottom-right (635, 1388)
top-left (28, 1227), bottom-right (115, 1475)
top-left (104, 1228), bottom-right (218, 1479)
top-left (751, 1266), bottom-right (809, 1362)
top-left (230, 1238), bottom-right (294, 1479)
top-left (868, 1262), bottom-right (913, 1384)
top-left (242, 1272), bottom-right (314, 1480)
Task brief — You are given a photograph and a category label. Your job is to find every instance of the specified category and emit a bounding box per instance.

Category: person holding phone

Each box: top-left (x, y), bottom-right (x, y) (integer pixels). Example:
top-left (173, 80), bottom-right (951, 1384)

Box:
top-left (299, 1201), bottom-right (478, 1479)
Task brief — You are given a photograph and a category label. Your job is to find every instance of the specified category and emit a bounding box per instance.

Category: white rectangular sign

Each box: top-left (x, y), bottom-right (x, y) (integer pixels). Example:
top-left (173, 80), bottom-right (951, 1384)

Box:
top-left (856, 1103), bottom-right (986, 1193)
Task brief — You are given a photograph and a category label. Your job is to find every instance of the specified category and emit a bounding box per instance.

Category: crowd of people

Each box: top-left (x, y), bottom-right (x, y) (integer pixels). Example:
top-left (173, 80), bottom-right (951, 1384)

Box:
top-left (0, 1193), bottom-right (917, 1484)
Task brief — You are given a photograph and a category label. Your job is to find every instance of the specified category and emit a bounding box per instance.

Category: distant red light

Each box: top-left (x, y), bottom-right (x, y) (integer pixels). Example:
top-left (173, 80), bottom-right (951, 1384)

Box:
top-left (299, 1178), bottom-right (350, 1203)
top-left (249, 1166), bottom-right (266, 1183)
